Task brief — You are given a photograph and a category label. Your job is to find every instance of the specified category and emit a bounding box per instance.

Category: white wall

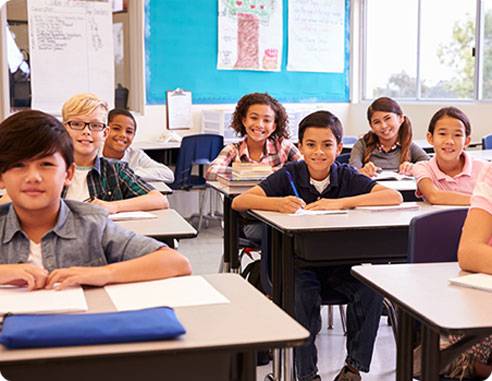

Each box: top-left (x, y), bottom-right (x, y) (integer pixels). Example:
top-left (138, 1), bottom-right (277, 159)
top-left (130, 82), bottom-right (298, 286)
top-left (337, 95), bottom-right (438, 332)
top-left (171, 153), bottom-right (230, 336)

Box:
top-left (132, 103), bottom-right (352, 142)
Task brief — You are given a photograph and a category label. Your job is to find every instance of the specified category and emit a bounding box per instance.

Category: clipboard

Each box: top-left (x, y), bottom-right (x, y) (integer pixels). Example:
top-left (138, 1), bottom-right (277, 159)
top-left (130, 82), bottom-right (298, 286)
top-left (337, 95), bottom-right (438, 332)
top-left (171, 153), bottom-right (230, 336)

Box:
top-left (166, 88), bottom-right (192, 130)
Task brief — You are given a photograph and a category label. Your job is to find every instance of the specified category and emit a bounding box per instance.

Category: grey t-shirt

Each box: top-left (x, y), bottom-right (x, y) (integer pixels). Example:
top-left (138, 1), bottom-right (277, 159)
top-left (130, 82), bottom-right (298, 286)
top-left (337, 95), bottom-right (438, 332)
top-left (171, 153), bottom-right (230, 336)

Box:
top-left (0, 200), bottom-right (166, 271)
top-left (349, 138), bottom-right (429, 170)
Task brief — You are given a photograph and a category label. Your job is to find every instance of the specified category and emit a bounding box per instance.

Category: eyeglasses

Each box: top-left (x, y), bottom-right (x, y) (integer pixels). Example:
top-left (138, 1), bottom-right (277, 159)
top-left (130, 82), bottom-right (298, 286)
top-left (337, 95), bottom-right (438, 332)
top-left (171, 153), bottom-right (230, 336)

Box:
top-left (65, 120), bottom-right (106, 132)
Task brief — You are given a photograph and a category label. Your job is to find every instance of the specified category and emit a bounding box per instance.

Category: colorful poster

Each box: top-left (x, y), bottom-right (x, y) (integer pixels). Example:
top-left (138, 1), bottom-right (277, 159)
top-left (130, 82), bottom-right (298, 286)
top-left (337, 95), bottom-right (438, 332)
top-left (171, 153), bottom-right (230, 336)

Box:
top-left (287, 0), bottom-right (345, 73)
top-left (218, 0), bottom-right (283, 71)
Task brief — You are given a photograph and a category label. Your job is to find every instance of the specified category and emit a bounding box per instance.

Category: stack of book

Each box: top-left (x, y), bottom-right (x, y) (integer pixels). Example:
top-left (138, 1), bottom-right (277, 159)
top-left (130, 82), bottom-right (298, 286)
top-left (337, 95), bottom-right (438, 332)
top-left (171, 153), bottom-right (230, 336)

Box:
top-left (217, 163), bottom-right (273, 187)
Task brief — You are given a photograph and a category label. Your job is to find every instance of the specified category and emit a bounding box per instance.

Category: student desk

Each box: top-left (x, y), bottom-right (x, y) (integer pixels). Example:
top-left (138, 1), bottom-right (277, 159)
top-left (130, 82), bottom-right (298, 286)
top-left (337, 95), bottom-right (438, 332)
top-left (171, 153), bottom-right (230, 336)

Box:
top-left (115, 209), bottom-right (197, 241)
top-left (249, 203), bottom-right (456, 316)
top-left (0, 274), bottom-right (309, 381)
top-left (207, 181), bottom-right (253, 273)
top-left (132, 141), bottom-right (181, 166)
top-left (148, 181), bottom-right (173, 195)
top-left (352, 262), bottom-right (492, 381)
top-left (467, 148), bottom-right (492, 161)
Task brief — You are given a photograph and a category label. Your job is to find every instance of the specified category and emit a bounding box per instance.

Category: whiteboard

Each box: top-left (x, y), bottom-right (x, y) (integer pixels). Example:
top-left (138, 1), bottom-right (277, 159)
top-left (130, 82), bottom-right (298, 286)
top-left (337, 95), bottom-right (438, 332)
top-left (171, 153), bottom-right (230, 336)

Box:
top-left (27, 0), bottom-right (114, 114)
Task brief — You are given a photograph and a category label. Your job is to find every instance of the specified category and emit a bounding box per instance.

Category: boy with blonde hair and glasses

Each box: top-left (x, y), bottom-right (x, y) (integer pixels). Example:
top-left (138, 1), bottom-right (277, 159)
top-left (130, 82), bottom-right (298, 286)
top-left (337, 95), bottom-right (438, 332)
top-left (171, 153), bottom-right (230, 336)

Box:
top-left (62, 93), bottom-right (168, 213)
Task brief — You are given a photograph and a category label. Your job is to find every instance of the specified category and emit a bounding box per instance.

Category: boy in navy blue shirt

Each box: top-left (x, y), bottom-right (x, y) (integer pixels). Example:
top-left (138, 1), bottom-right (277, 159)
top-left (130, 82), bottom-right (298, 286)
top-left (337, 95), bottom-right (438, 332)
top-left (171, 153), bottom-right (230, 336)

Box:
top-left (233, 111), bottom-right (402, 381)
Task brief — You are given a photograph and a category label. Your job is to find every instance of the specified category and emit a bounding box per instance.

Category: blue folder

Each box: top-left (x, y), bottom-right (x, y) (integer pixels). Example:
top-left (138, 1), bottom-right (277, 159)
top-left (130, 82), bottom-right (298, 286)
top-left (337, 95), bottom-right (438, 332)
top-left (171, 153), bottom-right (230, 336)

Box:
top-left (0, 307), bottom-right (186, 349)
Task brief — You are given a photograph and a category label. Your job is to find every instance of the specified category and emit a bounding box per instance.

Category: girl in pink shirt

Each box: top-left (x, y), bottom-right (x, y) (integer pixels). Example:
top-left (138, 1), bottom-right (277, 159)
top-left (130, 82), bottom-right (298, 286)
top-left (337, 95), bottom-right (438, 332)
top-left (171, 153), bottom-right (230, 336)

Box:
top-left (413, 107), bottom-right (487, 205)
top-left (447, 163), bottom-right (492, 380)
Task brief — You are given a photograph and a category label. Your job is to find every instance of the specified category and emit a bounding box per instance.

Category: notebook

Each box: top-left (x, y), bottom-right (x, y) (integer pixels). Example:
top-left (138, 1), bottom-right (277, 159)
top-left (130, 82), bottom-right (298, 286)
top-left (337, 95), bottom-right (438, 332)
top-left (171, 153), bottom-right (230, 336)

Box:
top-left (449, 273), bottom-right (492, 292)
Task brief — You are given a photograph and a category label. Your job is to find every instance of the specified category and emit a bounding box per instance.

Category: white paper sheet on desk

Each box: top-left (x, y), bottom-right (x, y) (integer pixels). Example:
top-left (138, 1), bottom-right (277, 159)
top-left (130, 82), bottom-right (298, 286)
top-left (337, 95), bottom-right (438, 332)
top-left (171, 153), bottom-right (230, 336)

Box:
top-left (108, 211), bottom-right (158, 221)
top-left (0, 286), bottom-right (87, 315)
top-left (104, 276), bottom-right (230, 311)
top-left (449, 273), bottom-right (492, 292)
top-left (290, 209), bottom-right (348, 216)
top-left (355, 202), bottom-right (420, 212)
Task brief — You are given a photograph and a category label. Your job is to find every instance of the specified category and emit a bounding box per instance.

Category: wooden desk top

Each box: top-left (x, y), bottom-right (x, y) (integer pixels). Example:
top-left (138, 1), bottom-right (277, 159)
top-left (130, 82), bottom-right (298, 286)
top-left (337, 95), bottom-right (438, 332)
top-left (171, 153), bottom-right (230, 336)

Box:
top-left (148, 181), bottom-right (173, 195)
top-left (0, 274), bottom-right (308, 363)
top-left (115, 209), bottom-right (197, 239)
top-left (250, 203), bottom-right (460, 233)
top-left (352, 262), bottom-right (492, 332)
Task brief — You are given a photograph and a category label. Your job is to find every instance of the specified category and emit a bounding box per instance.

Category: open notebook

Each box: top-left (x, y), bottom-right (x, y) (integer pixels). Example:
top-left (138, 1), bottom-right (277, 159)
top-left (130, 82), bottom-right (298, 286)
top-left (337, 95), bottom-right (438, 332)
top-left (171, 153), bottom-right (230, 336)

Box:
top-left (449, 273), bottom-right (492, 292)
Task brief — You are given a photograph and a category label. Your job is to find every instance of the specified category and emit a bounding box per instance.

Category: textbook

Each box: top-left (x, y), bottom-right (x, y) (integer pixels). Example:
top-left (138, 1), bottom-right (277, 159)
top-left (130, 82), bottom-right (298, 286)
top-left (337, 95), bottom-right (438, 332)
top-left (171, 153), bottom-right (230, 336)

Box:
top-left (449, 273), bottom-right (492, 292)
top-left (231, 162), bottom-right (272, 180)
top-left (217, 173), bottom-right (262, 187)
top-left (374, 170), bottom-right (414, 181)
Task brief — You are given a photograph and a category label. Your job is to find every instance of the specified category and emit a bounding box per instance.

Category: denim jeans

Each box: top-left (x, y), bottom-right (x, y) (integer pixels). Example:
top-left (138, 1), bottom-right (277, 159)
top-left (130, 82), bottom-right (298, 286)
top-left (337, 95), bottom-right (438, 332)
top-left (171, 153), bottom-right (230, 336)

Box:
top-left (294, 266), bottom-right (384, 381)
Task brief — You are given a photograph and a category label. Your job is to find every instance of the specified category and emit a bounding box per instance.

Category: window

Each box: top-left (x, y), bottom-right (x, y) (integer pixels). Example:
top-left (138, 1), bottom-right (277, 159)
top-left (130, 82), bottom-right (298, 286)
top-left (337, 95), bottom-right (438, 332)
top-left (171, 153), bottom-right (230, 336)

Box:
top-left (363, 0), bottom-right (485, 101)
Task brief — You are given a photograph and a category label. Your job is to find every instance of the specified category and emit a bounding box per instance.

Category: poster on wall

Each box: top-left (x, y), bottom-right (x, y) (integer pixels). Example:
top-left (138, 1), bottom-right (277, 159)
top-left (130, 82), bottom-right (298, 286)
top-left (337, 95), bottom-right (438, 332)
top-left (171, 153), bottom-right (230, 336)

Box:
top-left (287, 0), bottom-right (345, 73)
top-left (28, 0), bottom-right (114, 114)
top-left (217, 0), bottom-right (283, 72)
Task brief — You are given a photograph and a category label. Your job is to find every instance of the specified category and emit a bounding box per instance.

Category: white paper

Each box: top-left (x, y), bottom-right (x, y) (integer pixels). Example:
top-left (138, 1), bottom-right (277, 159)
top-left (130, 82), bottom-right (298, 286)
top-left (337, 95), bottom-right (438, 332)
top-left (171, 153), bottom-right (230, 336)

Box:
top-left (449, 273), bottom-right (492, 292)
top-left (105, 276), bottom-right (230, 311)
top-left (28, 0), bottom-right (114, 114)
top-left (167, 90), bottom-right (192, 130)
top-left (218, 0), bottom-right (283, 71)
top-left (108, 211), bottom-right (157, 221)
top-left (287, 0), bottom-right (345, 73)
top-left (0, 286), bottom-right (87, 315)
top-left (374, 170), bottom-right (414, 181)
top-left (290, 209), bottom-right (348, 216)
top-left (355, 202), bottom-right (420, 212)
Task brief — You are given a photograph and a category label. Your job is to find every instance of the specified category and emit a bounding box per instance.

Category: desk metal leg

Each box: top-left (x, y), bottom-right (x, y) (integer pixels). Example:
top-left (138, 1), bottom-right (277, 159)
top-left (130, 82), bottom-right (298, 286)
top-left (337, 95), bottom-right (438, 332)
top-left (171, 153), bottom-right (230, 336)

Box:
top-left (421, 325), bottom-right (440, 381)
top-left (230, 208), bottom-right (240, 273)
top-left (396, 309), bottom-right (413, 381)
top-left (271, 229), bottom-right (283, 381)
top-left (282, 233), bottom-right (296, 318)
top-left (223, 197), bottom-right (232, 273)
top-left (282, 347), bottom-right (294, 381)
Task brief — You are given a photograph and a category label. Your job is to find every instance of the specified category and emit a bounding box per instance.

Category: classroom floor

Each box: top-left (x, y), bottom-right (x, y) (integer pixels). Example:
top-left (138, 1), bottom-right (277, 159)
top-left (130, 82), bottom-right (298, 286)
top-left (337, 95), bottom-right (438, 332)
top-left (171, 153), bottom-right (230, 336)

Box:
top-left (179, 222), bottom-right (399, 381)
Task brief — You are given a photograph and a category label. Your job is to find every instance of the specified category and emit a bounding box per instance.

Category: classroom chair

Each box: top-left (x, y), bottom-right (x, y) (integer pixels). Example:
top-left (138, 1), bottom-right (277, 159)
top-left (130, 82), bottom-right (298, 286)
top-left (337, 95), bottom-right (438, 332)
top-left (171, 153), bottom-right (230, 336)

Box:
top-left (342, 135), bottom-right (358, 145)
top-left (336, 153), bottom-right (351, 164)
top-left (407, 208), bottom-right (469, 381)
top-left (408, 208), bottom-right (468, 263)
top-left (170, 133), bottom-right (224, 230)
top-left (482, 133), bottom-right (492, 150)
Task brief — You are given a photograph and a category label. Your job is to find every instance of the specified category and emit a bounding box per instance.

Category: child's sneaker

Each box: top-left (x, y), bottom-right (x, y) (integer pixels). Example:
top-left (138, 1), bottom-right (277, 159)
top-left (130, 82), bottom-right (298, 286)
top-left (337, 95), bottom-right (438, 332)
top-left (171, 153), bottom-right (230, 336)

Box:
top-left (333, 366), bottom-right (361, 381)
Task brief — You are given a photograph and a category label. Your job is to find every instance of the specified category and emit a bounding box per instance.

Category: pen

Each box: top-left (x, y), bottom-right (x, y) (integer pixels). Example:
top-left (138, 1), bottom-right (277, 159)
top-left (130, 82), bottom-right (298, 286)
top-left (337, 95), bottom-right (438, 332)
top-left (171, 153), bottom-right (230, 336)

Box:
top-left (285, 170), bottom-right (301, 198)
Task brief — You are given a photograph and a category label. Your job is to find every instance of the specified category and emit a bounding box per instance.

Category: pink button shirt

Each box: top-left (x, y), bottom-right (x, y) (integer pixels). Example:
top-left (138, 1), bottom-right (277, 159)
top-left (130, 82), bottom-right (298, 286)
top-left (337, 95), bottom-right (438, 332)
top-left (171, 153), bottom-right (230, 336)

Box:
top-left (470, 162), bottom-right (492, 245)
top-left (413, 152), bottom-right (488, 199)
top-left (471, 162), bottom-right (492, 215)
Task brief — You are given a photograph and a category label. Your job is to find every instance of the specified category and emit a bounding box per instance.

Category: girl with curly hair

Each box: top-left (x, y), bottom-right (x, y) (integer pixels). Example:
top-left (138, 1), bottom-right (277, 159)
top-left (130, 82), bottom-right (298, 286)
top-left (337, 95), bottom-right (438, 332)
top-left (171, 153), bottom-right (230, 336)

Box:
top-left (206, 92), bottom-right (301, 180)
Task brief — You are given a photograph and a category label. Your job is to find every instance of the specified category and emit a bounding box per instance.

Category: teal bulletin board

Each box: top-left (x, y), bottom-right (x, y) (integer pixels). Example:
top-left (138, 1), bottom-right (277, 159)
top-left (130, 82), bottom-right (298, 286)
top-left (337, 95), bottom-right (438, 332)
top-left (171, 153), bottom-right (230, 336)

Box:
top-left (145, 0), bottom-right (350, 105)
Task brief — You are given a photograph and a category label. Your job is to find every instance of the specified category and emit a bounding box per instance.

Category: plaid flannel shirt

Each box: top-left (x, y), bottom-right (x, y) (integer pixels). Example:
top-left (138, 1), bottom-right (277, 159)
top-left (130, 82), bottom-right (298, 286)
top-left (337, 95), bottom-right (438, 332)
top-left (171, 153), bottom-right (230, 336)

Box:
top-left (63, 156), bottom-right (154, 201)
top-left (206, 137), bottom-right (302, 180)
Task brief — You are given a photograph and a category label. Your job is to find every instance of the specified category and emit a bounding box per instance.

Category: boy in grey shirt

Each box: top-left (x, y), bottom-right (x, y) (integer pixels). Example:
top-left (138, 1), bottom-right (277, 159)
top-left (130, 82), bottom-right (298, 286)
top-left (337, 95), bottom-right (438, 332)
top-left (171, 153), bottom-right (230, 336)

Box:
top-left (0, 110), bottom-right (190, 290)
